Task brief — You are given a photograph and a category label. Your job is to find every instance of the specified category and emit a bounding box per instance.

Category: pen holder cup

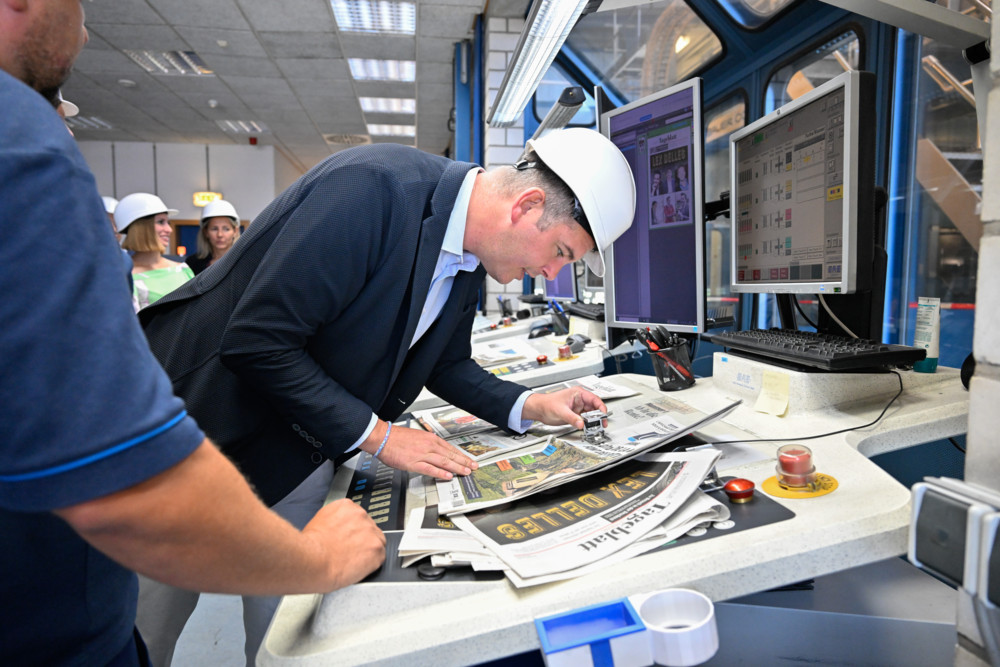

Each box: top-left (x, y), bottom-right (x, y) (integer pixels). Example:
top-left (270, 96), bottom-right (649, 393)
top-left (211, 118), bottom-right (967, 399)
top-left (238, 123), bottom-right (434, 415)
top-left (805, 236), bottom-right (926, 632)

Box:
top-left (651, 344), bottom-right (696, 392)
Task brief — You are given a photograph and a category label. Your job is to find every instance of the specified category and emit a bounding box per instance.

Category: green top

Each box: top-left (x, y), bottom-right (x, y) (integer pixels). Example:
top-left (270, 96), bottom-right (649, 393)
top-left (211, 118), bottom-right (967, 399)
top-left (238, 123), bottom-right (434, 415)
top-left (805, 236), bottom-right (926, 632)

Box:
top-left (133, 264), bottom-right (194, 312)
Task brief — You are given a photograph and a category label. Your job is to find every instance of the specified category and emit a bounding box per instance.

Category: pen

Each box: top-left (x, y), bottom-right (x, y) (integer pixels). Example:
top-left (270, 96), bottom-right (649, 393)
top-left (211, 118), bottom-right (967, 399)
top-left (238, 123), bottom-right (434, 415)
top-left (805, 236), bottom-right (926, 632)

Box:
top-left (645, 334), bottom-right (694, 381)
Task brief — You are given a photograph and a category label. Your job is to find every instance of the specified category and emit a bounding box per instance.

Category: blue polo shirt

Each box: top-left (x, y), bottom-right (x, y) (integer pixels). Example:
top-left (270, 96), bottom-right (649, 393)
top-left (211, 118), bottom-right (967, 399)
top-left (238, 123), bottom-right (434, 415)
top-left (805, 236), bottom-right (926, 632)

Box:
top-left (0, 71), bottom-right (204, 664)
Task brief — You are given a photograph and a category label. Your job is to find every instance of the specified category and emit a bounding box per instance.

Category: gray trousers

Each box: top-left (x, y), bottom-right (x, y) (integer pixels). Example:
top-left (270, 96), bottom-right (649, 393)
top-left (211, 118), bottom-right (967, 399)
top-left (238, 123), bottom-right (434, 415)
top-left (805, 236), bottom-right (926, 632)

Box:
top-left (135, 461), bottom-right (335, 666)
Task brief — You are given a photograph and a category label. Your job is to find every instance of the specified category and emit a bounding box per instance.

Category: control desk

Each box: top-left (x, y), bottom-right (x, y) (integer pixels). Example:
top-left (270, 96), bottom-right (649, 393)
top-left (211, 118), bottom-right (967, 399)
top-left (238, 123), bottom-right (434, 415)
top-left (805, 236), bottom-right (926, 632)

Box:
top-left (407, 330), bottom-right (606, 412)
top-left (260, 362), bottom-right (968, 666)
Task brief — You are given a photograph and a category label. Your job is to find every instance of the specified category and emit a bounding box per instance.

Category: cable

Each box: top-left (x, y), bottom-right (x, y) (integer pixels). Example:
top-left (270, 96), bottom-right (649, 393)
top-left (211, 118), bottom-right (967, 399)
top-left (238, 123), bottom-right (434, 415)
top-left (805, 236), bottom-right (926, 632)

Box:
top-left (596, 343), bottom-right (624, 375)
top-left (818, 293), bottom-right (859, 338)
top-left (792, 295), bottom-right (818, 329)
top-left (949, 436), bottom-right (966, 454)
top-left (721, 371), bottom-right (904, 445)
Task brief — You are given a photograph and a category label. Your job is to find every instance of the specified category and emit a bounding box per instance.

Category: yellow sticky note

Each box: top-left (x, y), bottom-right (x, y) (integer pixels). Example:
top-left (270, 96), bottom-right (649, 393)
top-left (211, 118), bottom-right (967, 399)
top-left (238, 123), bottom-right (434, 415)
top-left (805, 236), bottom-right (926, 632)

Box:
top-left (753, 370), bottom-right (790, 416)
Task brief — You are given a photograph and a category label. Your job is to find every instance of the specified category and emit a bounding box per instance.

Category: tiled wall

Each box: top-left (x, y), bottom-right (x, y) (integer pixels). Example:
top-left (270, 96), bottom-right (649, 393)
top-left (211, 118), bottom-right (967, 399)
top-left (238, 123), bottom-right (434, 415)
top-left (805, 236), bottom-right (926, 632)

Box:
top-left (481, 16), bottom-right (531, 315)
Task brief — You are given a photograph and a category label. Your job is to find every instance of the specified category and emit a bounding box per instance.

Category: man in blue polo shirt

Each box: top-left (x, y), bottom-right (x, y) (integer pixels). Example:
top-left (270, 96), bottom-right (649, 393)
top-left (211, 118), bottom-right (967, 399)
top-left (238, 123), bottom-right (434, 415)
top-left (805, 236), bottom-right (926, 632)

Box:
top-left (0, 2), bottom-right (386, 664)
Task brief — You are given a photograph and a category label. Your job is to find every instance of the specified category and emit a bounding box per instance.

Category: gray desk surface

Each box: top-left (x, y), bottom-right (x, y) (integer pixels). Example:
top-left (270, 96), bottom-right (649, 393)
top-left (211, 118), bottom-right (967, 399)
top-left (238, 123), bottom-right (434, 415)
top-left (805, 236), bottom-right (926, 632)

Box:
top-left (260, 366), bottom-right (969, 667)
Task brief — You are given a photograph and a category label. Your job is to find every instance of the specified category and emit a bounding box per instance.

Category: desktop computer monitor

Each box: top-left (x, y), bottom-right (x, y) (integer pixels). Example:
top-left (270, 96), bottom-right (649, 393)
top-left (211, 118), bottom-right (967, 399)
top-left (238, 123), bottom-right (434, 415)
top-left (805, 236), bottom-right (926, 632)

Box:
top-left (544, 263), bottom-right (578, 302)
top-left (729, 70), bottom-right (879, 337)
top-left (594, 85), bottom-right (617, 133)
top-left (602, 77), bottom-right (705, 337)
top-left (583, 263), bottom-right (603, 291)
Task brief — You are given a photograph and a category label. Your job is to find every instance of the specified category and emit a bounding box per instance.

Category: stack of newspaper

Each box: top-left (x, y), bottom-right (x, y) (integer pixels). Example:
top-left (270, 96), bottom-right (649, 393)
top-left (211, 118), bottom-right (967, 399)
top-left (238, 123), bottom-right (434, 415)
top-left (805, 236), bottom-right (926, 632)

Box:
top-left (402, 377), bottom-right (741, 587)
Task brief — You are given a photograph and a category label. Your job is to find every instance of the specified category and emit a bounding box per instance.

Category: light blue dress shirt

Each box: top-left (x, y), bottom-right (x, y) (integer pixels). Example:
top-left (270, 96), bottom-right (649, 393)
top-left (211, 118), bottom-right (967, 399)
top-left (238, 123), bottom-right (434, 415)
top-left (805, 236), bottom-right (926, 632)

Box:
top-left (349, 168), bottom-right (532, 452)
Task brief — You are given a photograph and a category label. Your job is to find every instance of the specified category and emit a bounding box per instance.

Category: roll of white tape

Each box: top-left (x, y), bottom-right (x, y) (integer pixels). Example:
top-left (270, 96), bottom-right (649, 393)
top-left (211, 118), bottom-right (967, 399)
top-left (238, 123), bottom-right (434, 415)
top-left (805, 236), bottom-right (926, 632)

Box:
top-left (636, 589), bottom-right (718, 666)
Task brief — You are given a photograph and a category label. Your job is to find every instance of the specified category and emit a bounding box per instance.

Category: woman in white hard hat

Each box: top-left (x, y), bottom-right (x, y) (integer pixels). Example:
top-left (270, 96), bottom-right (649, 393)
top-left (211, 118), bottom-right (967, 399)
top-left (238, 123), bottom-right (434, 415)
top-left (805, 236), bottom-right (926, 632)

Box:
top-left (116, 192), bottom-right (194, 312)
top-left (186, 199), bottom-right (241, 275)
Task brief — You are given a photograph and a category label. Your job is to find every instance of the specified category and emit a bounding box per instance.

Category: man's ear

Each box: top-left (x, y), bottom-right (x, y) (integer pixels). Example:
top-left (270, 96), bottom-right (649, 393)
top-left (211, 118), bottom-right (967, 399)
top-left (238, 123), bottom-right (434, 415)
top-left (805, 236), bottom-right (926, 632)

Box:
top-left (510, 187), bottom-right (545, 225)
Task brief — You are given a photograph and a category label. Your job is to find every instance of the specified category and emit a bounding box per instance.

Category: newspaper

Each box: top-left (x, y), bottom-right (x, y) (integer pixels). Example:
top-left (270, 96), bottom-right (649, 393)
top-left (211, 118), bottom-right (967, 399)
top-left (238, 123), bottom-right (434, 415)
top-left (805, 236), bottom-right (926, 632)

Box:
top-left (397, 505), bottom-right (489, 567)
top-left (470, 339), bottom-right (528, 367)
top-left (435, 396), bottom-right (741, 515)
top-left (412, 375), bottom-right (641, 461)
top-left (449, 450), bottom-right (721, 581)
top-left (502, 487), bottom-right (730, 588)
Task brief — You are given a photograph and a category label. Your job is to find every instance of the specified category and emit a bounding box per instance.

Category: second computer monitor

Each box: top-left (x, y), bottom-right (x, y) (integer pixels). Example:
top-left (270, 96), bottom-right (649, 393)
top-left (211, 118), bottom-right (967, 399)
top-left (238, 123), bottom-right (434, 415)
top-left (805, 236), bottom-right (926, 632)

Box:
top-left (729, 70), bottom-right (876, 296)
top-left (544, 263), bottom-right (578, 302)
top-left (602, 77), bottom-right (705, 336)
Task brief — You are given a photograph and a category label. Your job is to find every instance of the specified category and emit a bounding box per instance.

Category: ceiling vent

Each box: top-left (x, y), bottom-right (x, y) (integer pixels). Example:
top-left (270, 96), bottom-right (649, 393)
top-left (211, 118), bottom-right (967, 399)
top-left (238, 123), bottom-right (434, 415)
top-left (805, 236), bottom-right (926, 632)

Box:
top-left (65, 116), bottom-right (114, 131)
top-left (216, 120), bottom-right (270, 134)
top-left (323, 134), bottom-right (371, 145)
top-left (124, 50), bottom-right (213, 76)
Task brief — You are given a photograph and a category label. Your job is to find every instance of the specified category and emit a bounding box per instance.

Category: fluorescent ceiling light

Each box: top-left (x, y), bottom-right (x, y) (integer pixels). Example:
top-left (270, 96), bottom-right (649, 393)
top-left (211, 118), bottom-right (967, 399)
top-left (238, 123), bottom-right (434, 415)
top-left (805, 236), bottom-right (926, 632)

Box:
top-left (331, 0), bottom-right (415, 34)
top-left (367, 124), bottom-right (416, 136)
top-left (349, 58), bottom-right (416, 81)
top-left (215, 120), bottom-right (270, 134)
top-left (360, 97), bottom-right (416, 113)
top-left (124, 50), bottom-right (213, 76)
top-left (486, 0), bottom-right (590, 128)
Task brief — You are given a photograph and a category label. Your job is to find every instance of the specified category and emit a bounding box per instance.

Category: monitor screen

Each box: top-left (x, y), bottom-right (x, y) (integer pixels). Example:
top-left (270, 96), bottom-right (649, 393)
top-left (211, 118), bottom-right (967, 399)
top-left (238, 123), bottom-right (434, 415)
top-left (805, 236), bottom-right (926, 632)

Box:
top-left (543, 263), bottom-right (578, 302)
top-left (602, 77), bottom-right (705, 336)
top-left (583, 263), bottom-right (603, 291)
top-left (729, 70), bottom-right (875, 296)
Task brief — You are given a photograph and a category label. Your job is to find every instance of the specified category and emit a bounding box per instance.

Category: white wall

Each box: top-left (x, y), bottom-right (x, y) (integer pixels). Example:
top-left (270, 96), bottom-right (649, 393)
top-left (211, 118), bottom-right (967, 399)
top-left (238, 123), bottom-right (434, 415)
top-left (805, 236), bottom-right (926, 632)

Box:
top-left (76, 140), bottom-right (277, 223)
top-left (482, 14), bottom-right (532, 312)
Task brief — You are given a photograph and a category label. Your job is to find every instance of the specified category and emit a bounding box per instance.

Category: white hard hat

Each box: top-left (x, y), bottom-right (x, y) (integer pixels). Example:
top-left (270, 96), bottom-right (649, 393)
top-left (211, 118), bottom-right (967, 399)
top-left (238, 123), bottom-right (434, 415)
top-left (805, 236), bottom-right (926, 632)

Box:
top-left (525, 128), bottom-right (636, 277)
top-left (101, 196), bottom-right (118, 215)
top-left (200, 199), bottom-right (239, 225)
top-left (114, 193), bottom-right (178, 234)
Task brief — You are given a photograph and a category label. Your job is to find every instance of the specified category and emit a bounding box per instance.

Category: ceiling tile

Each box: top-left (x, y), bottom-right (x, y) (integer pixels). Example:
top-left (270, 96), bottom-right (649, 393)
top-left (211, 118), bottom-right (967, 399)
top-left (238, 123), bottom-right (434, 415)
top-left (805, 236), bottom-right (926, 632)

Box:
top-left (87, 23), bottom-right (189, 52)
top-left (337, 33), bottom-right (415, 60)
top-left (236, 0), bottom-right (335, 32)
top-left (174, 27), bottom-right (268, 57)
top-left (148, 0), bottom-right (251, 29)
top-left (258, 31), bottom-right (342, 59)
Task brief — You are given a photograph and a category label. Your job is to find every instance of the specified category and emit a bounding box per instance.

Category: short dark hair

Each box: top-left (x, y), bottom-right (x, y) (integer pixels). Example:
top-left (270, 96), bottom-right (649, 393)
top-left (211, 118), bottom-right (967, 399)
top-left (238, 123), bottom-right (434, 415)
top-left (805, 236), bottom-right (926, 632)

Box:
top-left (501, 149), bottom-right (591, 240)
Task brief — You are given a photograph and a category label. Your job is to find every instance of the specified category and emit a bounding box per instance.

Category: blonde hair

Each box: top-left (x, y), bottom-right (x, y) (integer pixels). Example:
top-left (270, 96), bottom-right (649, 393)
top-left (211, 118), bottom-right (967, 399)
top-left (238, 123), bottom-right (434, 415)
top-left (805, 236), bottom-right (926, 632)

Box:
top-left (120, 215), bottom-right (164, 253)
top-left (195, 217), bottom-right (240, 259)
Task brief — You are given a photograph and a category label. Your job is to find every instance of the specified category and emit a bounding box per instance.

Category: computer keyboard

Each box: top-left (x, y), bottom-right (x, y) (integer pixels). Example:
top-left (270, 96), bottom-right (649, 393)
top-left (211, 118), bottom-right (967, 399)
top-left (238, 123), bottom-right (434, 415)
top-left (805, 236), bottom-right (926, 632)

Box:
top-left (565, 302), bottom-right (605, 321)
top-left (707, 328), bottom-right (926, 371)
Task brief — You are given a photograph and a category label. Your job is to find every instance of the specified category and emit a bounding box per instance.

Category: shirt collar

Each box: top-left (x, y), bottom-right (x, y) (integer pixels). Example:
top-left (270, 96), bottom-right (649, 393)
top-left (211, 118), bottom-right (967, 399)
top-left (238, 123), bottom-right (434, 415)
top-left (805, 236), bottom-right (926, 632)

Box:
top-left (441, 167), bottom-right (482, 268)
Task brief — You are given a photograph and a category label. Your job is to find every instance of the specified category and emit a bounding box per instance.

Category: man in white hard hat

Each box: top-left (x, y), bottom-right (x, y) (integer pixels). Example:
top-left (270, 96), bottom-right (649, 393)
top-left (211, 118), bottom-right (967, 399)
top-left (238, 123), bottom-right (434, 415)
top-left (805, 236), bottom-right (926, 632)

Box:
top-left (0, 3), bottom-right (385, 665)
top-left (138, 127), bottom-right (637, 663)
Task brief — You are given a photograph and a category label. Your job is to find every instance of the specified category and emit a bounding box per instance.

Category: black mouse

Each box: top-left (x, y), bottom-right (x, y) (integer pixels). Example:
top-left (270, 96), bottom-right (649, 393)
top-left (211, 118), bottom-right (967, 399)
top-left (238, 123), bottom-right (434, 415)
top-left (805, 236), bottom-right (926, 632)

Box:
top-left (528, 325), bottom-right (554, 338)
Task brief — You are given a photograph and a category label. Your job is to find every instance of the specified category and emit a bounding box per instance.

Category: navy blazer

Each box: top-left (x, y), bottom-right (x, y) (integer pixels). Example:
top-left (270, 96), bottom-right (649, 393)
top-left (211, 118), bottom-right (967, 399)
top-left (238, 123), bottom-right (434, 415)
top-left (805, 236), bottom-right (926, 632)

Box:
top-left (140, 145), bottom-right (528, 504)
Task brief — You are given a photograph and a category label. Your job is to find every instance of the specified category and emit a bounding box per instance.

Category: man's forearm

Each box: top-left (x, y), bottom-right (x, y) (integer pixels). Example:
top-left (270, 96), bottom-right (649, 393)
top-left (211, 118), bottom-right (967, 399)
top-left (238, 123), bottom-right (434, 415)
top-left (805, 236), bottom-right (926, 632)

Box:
top-left (55, 440), bottom-right (383, 595)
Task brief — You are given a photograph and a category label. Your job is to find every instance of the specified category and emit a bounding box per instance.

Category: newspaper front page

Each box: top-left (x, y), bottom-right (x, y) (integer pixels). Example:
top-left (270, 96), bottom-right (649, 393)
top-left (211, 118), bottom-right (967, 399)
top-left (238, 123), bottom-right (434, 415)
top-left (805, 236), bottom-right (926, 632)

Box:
top-left (435, 396), bottom-right (740, 515)
top-left (502, 485), bottom-right (730, 587)
top-left (412, 375), bottom-right (641, 461)
top-left (449, 450), bottom-right (721, 580)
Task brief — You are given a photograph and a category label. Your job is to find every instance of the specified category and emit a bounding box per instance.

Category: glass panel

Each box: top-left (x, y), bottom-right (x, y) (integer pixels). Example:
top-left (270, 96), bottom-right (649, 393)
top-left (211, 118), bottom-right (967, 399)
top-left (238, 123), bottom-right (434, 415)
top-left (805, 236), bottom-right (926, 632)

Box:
top-left (566, 1), bottom-right (722, 103)
top-left (704, 93), bottom-right (747, 323)
top-left (932, 0), bottom-right (991, 23)
top-left (758, 31), bottom-right (860, 329)
top-left (716, 0), bottom-right (798, 29)
top-left (896, 34), bottom-right (979, 364)
top-left (532, 63), bottom-right (597, 127)
top-left (766, 31), bottom-right (860, 110)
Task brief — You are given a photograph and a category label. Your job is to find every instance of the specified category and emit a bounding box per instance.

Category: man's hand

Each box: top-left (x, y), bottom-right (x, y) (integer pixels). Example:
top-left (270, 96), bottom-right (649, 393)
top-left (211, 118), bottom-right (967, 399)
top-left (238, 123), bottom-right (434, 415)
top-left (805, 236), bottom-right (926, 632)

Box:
top-left (302, 499), bottom-right (386, 590)
top-left (363, 422), bottom-right (478, 480)
top-left (522, 388), bottom-right (608, 430)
